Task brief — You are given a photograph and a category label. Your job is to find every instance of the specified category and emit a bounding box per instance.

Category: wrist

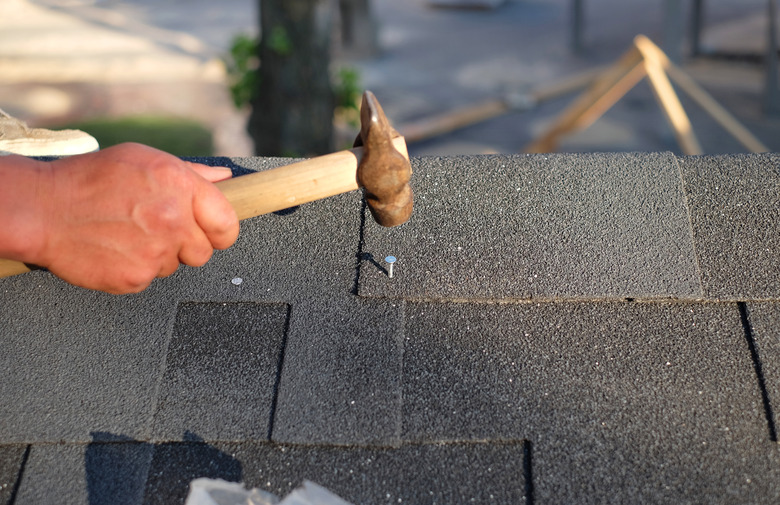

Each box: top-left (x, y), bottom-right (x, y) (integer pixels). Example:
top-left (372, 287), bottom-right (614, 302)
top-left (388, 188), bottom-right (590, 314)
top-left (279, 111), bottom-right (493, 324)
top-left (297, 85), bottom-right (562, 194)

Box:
top-left (0, 155), bottom-right (53, 264)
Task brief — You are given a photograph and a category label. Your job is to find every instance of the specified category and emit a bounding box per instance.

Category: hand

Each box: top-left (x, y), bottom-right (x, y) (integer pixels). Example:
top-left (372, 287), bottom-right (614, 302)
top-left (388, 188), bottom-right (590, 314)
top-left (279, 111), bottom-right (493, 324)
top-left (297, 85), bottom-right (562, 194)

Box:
top-left (30, 143), bottom-right (239, 293)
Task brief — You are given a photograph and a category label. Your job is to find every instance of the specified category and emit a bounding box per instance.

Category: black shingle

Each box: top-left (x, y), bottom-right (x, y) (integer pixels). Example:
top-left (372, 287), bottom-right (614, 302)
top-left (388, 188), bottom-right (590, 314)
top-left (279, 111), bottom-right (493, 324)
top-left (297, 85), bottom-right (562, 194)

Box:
top-left (743, 302), bottom-right (780, 441)
top-left (144, 441), bottom-right (529, 505)
top-left (0, 283), bottom-right (178, 443)
top-left (0, 445), bottom-right (26, 505)
top-left (359, 153), bottom-right (702, 300)
top-left (271, 298), bottom-right (404, 446)
top-left (402, 301), bottom-right (780, 502)
top-left (680, 154), bottom-right (780, 299)
top-left (13, 439), bottom-right (153, 505)
top-left (170, 157), bottom-right (364, 303)
top-left (151, 302), bottom-right (289, 442)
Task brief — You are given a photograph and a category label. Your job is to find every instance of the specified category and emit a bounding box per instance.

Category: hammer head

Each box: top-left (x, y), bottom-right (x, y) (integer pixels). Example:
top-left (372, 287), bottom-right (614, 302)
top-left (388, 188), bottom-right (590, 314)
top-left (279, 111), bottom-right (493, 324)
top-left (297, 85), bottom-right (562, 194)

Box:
top-left (354, 91), bottom-right (413, 227)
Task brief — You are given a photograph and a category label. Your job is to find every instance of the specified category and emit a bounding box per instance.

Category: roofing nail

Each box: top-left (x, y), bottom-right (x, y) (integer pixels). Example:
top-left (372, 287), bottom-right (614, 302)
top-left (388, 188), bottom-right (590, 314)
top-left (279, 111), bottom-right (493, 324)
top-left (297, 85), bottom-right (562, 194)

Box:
top-left (385, 256), bottom-right (397, 278)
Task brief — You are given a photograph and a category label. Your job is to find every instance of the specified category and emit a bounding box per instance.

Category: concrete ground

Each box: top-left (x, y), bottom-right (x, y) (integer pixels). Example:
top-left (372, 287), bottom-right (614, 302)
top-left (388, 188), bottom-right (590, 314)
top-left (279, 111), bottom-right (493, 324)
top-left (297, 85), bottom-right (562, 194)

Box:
top-left (1, 0), bottom-right (780, 156)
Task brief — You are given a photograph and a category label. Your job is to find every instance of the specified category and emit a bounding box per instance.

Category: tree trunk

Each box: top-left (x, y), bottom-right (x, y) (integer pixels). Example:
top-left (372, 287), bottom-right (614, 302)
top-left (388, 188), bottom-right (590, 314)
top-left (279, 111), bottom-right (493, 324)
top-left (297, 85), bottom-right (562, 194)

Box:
top-left (249, 0), bottom-right (335, 156)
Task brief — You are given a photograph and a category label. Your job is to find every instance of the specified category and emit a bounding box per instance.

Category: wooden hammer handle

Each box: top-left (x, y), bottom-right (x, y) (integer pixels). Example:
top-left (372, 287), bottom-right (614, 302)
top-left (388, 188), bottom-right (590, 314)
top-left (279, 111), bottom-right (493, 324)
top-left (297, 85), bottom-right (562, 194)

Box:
top-left (0, 137), bottom-right (408, 280)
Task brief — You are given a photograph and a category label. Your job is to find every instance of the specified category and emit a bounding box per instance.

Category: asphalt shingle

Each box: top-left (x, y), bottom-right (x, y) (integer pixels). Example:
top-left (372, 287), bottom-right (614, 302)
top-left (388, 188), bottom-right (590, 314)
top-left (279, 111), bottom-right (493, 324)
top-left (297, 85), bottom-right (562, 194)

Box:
top-left (4, 152), bottom-right (780, 504)
top-left (680, 154), bottom-right (780, 299)
top-left (743, 302), bottom-right (780, 440)
top-left (0, 445), bottom-right (26, 505)
top-left (150, 302), bottom-right (289, 442)
top-left (271, 298), bottom-right (404, 446)
top-left (0, 280), bottom-right (178, 443)
top-left (359, 153), bottom-right (702, 300)
top-left (145, 441), bottom-right (529, 505)
top-left (176, 157), bottom-right (364, 302)
top-left (401, 300), bottom-right (780, 502)
top-left (143, 440), bottom-right (243, 505)
top-left (13, 439), bottom-right (153, 505)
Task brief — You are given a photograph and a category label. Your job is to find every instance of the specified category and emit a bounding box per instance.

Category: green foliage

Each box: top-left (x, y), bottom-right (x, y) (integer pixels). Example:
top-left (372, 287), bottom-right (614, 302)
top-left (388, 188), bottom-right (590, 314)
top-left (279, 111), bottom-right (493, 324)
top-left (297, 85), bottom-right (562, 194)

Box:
top-left (225, 33), bottom-right (260, 109)
top-left (333, 66), bottom-right (362, 128)
top-left (61, 116), bottom-right (214, 156)
top-left (268, 26), bottom-right (293, 56)
top-left (334, 67), bottom-right (361, 110)
top-left (224, 31), bottom-right (365, 127)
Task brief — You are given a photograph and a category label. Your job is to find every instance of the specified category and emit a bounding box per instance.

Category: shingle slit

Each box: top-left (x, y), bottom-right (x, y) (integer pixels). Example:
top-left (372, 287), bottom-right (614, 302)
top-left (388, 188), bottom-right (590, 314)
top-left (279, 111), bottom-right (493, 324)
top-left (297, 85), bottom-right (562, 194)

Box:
top-left (523, 439), bottom-right (534, 505)
top-left (738, 302), bottom-right (778, 442)
top-left (351, 197), bottom-right (368, 296)
top-left (267, 304), bottom-right (292, 441)
top-left (8, 444), bottom-right (31, 505)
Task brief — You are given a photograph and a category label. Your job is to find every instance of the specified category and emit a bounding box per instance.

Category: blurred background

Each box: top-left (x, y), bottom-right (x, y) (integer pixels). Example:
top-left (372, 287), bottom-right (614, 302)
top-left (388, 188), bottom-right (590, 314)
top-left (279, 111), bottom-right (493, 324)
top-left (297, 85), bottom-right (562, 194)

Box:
top-left (1, 0), bottom-right (779, 157)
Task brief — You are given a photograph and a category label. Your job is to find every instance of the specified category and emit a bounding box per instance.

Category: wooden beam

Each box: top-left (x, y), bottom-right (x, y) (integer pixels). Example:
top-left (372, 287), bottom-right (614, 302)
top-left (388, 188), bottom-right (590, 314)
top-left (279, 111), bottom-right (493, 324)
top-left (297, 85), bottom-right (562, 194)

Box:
top-left (635, 35), bottom-right (703, 155)
top-left (524, 45), bottom-right (645, 153)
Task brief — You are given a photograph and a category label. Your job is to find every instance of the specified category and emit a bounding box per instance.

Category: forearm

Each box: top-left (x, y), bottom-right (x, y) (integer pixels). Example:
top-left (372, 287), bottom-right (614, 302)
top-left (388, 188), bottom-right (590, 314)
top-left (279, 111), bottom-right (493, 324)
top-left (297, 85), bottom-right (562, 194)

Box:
top-left (0, 155), bottom-right (51, 264)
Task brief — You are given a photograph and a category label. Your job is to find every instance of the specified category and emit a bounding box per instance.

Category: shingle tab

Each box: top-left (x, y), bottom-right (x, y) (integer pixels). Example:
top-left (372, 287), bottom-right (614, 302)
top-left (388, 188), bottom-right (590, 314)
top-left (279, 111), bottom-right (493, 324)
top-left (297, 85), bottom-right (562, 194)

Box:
top-left (680, 154), bottom-right (780, 299)
top-left (402, 301), bottom-right (780, 502)
top-left (743, 302), bottom-right (780, 438)
top-left (271, 298), bottom-right (404, 446)
top-left (143, 440), bottom-right (243, 505)
top-left (0, 283), bottom-right (178, 443)
top-left (151, 302), bottom-right (289, 441)
top-left (0, 445), bottom-right (26, 505)
top-left (144, 441), bottom-right (528, 505)
top-left (173, 157), bottom-right (364, 303)
top-left (13, 440), bottom-right (153, 505)
top-left (359, 153), bottom-right (702, 300)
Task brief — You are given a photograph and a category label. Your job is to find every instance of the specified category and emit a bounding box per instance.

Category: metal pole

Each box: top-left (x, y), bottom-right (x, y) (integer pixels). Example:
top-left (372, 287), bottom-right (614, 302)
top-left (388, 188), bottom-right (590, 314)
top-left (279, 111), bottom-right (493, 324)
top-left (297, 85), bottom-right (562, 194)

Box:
top-left (662, 0), bottom-right (685, 64)
top-left (571, 0), bottom-right (584, 55)
top-left (765, 0), bottom-right (780, 114)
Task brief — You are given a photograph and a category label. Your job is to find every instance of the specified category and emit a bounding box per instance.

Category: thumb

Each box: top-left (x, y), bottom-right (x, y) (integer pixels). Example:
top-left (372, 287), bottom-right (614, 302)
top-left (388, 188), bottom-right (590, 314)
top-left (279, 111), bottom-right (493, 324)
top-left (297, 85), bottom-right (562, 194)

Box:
top-left (187, 163), bottom-right (234, 183)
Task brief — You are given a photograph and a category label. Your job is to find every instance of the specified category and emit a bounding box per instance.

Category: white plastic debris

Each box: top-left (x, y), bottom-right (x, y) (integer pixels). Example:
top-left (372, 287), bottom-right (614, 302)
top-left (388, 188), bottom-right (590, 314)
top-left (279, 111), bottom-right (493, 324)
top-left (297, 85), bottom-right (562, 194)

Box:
top-left (185, 478), bottom-right (354, 505)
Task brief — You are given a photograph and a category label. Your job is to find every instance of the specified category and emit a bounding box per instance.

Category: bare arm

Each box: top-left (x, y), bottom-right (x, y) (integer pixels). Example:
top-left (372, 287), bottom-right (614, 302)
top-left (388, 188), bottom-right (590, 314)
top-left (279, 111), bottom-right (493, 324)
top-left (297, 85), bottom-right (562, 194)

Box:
top-left (0, 143), bottom-right (239, 294)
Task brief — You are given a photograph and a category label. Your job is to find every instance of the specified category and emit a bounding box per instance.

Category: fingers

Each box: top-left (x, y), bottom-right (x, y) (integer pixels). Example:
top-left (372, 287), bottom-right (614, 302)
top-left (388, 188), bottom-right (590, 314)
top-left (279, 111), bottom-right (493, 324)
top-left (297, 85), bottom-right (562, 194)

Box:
top-left (36, 144), bottom-right (241, 294)
top-left (191, 174), bottom-right (240, 252)
top-left (187, 162), bottom-right (235, 183)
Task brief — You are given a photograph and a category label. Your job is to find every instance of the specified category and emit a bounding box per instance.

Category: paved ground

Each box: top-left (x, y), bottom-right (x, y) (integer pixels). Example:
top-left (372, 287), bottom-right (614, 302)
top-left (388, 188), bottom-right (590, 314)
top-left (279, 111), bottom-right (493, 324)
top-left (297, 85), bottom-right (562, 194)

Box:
top-left (2, 0), bottom-right (780, 156)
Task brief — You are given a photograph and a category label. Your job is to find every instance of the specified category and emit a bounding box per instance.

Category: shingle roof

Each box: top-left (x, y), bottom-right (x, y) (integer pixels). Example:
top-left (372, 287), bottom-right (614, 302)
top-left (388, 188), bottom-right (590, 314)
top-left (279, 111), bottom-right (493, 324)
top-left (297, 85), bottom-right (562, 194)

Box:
top-left (2, 152), bottom-right (780, 504)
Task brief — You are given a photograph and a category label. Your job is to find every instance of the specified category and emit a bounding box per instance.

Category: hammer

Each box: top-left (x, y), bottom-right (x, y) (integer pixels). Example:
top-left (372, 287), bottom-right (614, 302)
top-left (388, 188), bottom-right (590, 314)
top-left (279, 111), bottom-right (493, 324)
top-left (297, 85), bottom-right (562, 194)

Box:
top-left (0, 91), bottom-right (413, 279)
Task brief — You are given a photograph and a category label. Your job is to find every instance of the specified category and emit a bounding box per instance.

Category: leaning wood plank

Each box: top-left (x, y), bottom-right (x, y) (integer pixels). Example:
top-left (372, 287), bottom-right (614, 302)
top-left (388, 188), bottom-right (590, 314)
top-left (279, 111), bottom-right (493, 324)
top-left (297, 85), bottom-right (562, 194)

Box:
top-left (666, 66), bottom-right (768, 152)
top-left (401, 100), bottom-right (509, 144)
top-left (400, 66), bottom-right (605, 144)
top-left (629, 34), bottom-right (773, 154)
top-left (524, 46), bottom-right (645, 153)
top-left (635, 35), bottom-right (703, 155)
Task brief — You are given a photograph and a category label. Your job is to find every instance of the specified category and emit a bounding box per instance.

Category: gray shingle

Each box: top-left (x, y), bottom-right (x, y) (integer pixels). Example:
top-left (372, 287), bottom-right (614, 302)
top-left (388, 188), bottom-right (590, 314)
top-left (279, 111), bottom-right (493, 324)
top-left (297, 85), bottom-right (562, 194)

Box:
top-left (680, 154), bottom-right (780, 299)
top-left (402, 301), bottom-right (780, 502)
top-left (13, 438), bottom-right (153, 505)
top-left (0, 445), bottom-right (26, 505)
top-left (0, 156), bottom-right (364, 445)
top-left (172, 157), bottom-right (364, 303)
top-left (151, 302), bottom-right (289, 442)
top-left (145, 441), bottom-right (528, 505)
top-left (359, 153), bottom-right (702, 300)
top-left (271, 298), bottom-right (404, 446)
top-left (143, 440), bottom-right (243, 505)
top-left (743, 302), bottom-right (780, 440)
top-left (0, 281), bottom-right (178, 443)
